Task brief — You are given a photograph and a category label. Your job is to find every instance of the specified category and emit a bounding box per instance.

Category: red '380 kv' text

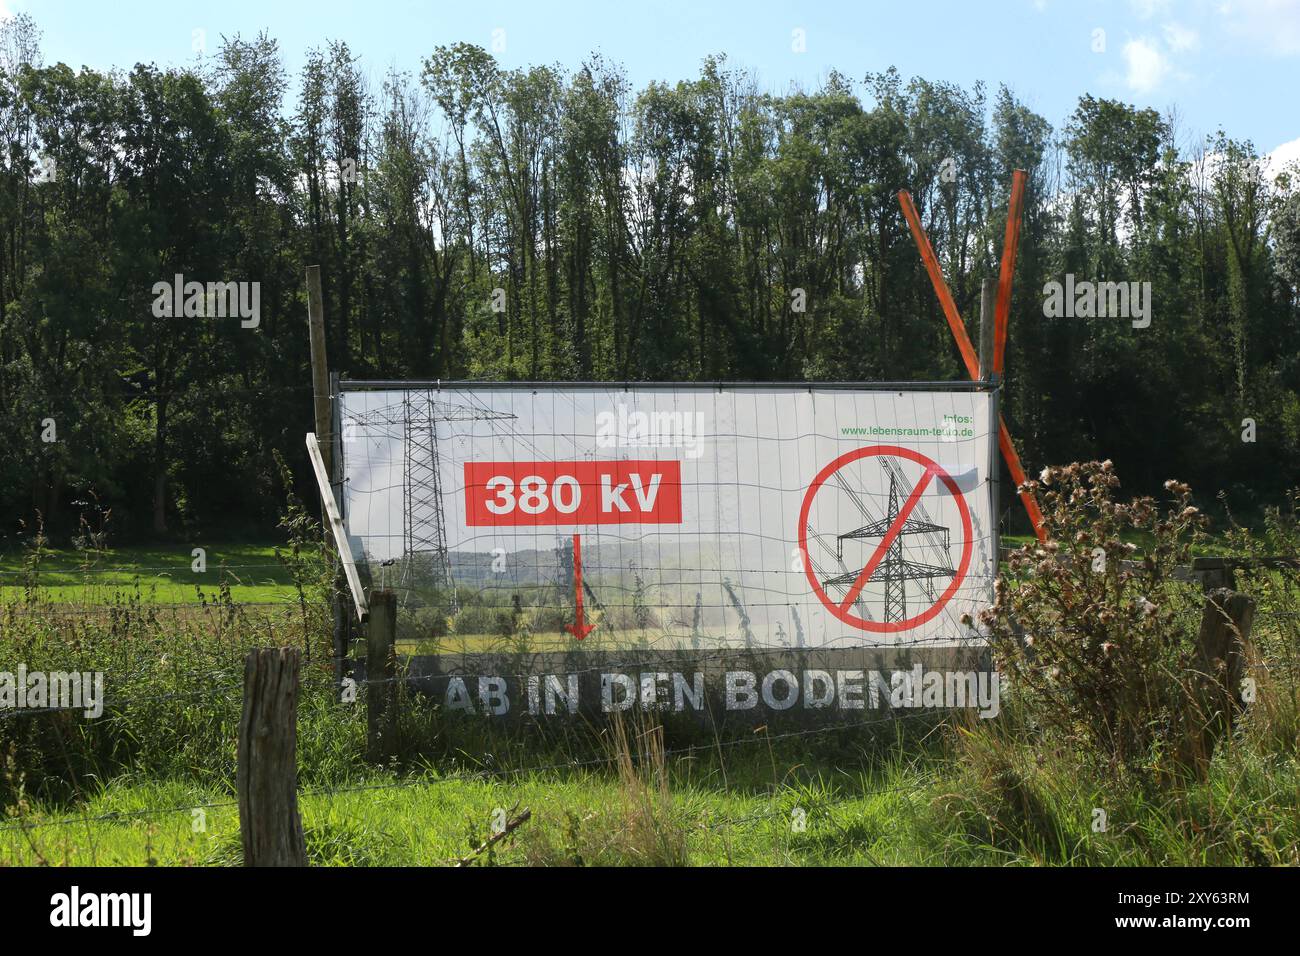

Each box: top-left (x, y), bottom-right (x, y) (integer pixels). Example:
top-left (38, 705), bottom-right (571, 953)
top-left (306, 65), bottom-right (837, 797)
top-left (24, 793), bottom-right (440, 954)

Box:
top-left (464, 460), bottom-right (683, 526)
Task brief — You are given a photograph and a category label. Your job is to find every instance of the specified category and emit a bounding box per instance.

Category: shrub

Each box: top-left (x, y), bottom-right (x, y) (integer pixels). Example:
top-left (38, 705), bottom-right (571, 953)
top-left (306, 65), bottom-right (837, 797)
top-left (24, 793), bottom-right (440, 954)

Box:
top-left (451, 603), bottom-right (513, 638)
top-left (981, 461), bottom-right (1210, 776)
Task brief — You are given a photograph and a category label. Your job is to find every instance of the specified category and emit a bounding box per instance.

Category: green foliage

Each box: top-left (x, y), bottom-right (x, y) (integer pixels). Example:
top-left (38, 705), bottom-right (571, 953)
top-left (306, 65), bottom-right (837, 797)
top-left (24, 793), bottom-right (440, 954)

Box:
top-left (982, 462), bottom-right (1212, 775)
top-left (0, 12), bottom-right (1297, 542)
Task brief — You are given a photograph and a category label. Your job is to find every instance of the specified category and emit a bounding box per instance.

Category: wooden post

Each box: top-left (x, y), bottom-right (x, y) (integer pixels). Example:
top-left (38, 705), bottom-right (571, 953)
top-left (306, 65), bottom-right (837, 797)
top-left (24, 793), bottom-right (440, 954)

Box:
top-left (1182, 588), bottom-right (1255, 771)
top-left (367, 590), bottom-right (399, 762)
top-left (306, 265), bottom-right (331, 480)
top-left (332, 576), bottom-right (349, 700)
top-left (237, 648), bottom-right (307, 867)
top-left (978, 278), bottom-right (997, 382)
top-left (1190, 556), bottom-right (1236, 592)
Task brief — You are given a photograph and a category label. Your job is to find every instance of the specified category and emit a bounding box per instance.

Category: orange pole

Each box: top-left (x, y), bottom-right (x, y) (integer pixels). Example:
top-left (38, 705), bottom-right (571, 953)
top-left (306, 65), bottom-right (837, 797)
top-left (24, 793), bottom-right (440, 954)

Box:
top-left (999, 420), bottom-right (1047, 543)
top-left (993, 169), bottom-right (1026, 376)
top-left (897, 188), bottom-right (1048, 544)
top-left (898, 190), bottom-right (980, 381)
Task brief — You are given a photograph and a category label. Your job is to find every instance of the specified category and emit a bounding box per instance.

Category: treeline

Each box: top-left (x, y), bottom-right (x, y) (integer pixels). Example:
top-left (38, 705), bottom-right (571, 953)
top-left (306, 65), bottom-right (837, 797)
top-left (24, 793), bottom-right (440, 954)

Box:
top-left (1, 12), bottom-right (1297, 542)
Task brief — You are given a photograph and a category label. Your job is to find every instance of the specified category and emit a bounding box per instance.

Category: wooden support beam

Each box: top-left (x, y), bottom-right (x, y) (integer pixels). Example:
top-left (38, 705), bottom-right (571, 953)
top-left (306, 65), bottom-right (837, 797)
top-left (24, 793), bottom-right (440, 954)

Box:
top-left (306, 432), bottom-right (368, 622)
top-left (994, 170), bottom-right (1026, 377)
top-left (898, 189), bottom-right (1046, 543)
top-left (898, 190), bottom-right (980, 380)
top-left (998, 421), bottom-right (1047, 542)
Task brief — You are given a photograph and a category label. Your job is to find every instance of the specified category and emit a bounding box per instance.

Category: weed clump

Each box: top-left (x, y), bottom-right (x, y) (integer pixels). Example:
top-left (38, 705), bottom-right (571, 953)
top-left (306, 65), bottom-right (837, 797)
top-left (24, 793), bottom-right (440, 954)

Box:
top-left (982, 461), bottom-right (1214, 776)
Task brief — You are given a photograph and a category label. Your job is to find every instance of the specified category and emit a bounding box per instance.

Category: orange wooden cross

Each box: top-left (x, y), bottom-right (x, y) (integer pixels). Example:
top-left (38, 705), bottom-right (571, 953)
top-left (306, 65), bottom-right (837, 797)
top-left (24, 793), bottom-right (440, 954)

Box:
top-left (897, 171), bottom-right (1047, 543)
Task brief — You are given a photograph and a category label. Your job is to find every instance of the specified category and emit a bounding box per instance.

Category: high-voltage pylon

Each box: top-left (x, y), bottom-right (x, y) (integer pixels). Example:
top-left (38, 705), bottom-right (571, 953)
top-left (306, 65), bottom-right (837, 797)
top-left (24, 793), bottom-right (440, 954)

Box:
top-left (806, 521), bottom-right (874, 621)
top-left (342, 392), bottom-right (516, 602)
top-left (878, 456), bottom-right (950, 602)
top-left (820, 462), bottom-right (956, 623)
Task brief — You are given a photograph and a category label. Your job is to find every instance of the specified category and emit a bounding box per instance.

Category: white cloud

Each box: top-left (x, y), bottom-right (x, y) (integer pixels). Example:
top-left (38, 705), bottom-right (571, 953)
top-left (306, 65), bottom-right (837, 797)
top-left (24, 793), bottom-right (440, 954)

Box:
top-left (1131, 0), bottom-right (1174, 18)
top-left (1123, 37), bottom-right (1173, 91)
top-left (1162, 21), bottom-right (1201, 52)
top-left (1217, 0), bottom-right (1300, 55)
top-left (1196, 138), bottom-right (1300, 188)
top-left (1267, 136), bottom-right (1300, 178)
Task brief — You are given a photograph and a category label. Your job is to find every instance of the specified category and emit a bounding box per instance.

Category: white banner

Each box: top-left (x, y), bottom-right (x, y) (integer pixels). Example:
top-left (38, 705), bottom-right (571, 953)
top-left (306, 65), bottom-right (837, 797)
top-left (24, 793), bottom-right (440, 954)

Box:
top-left (339, 385), bottom-right (995, 651)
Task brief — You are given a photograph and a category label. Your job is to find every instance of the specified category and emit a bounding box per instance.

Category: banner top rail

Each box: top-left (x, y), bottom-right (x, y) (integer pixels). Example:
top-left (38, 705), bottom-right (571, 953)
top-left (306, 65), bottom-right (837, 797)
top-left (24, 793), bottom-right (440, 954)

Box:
top-left (337, 379), bottom-right (997, 393)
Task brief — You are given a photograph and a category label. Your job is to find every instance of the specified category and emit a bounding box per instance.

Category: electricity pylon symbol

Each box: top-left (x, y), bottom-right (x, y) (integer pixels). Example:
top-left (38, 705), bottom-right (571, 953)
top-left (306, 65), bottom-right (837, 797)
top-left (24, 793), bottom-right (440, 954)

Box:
top-left (818, 462), bottom-right (956, 623)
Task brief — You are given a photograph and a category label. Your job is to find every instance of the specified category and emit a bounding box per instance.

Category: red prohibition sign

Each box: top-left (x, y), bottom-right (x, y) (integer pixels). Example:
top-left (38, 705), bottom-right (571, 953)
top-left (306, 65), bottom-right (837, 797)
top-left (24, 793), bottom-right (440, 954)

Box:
top-left (798, 445), bottom-right (973, 633)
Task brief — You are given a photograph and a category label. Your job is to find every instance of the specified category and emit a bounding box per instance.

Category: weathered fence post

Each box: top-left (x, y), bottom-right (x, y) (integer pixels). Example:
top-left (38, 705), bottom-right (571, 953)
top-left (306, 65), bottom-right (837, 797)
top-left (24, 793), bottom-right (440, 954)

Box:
top-left (237, 648), bottom-right (307, 867)
top-left (306, 265), bottom-right (332, 481)
top-left (1190, 556), bottom-right (1236, 592)
top-left (367, 590), bottom-right (399, 762)
top-left (1184, 588), bottom-right (1255, 770)
top-left (978, 277), bottom-right (997, 382)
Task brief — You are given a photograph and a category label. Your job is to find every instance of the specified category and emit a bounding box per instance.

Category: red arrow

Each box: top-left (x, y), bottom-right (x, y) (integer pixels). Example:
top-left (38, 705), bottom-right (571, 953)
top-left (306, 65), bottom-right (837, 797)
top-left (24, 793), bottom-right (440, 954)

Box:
top-left (565, 533), bottom-right (595, 640)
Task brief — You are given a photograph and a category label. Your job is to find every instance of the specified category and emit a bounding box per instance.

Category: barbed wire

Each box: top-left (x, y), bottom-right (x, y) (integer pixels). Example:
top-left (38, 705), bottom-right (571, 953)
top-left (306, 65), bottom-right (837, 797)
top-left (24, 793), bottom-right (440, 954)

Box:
top-left (0, 600), bottom-right (314, 613)
top-left (0, 683), bottom-right (247, 720)
top-left (0, 563), bottom-right (300, 575)
top-left (0, 795), bottom-right (240, 834)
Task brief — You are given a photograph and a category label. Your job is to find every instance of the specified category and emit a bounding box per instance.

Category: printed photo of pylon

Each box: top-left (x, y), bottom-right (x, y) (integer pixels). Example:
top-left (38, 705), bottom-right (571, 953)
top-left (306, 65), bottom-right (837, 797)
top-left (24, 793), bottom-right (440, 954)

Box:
top-left (799, 446), bottom-right (975, 634)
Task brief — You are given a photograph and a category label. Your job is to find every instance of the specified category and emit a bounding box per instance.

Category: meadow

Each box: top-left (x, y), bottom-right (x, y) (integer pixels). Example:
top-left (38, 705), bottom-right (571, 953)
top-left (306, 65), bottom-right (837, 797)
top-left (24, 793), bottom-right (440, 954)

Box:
top-left (2, 470), bottom-right (1298, 867)
top-left (0, 543), bottom-right (302, 605)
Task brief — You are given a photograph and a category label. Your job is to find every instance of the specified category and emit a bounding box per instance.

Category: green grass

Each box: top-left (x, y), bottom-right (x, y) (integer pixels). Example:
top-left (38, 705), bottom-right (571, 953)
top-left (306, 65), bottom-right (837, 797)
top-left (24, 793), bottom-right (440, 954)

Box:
top-left (0, 770), bottom-right (931, 867)
top-left (6, 722), bottom-right (1297, 867)
top-left (0, 543), bottom-right (305, 604)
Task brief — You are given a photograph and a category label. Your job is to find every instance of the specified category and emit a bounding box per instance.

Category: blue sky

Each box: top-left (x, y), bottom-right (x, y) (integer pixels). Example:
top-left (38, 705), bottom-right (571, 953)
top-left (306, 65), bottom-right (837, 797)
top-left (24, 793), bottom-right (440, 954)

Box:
top-left (5, 0), bottom-right (1298, 166)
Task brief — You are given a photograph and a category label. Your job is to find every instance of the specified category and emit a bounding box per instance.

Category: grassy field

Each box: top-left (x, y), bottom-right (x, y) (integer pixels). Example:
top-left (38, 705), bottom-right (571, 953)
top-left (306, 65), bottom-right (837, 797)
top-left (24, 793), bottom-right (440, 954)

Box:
top-left (0, 543), bottom-right (304, 604)
top-left (2, 740), bottom-right (944, 866)
top-left (4, 481), bottom-right (1299, 867)
top-left (5, 707), bottom-right (1298, 867)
